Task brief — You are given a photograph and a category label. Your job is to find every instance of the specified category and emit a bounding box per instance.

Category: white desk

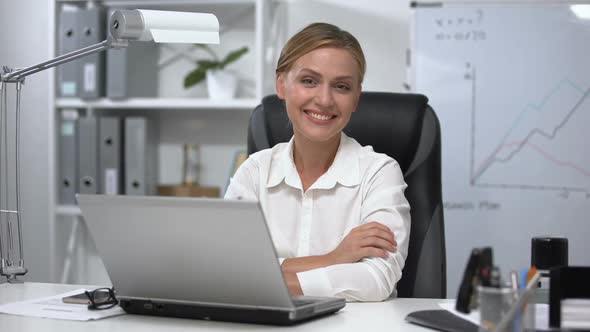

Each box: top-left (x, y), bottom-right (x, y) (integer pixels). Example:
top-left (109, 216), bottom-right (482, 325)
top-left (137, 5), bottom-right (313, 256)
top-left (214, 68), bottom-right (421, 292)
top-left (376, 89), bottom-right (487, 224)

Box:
top-left (0, 283), bottom-right (445, 331)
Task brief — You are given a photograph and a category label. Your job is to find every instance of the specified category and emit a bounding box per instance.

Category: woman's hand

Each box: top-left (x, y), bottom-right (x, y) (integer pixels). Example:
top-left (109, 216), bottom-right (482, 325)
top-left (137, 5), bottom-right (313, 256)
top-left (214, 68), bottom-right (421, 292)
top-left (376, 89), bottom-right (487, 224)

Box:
top-left (327, 221), bottom-right (397, 264)
top-left (282, 270), bottom-right (304, 296)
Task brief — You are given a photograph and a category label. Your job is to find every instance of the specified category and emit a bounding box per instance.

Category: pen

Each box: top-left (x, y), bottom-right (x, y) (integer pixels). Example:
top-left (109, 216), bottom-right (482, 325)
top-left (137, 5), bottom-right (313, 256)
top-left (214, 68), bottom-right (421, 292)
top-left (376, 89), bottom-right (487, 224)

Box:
top-left (520, 268), bottom-right (528, 289)
top-left (509, 270), bottom-right (519, 301)
top-left (510, 270), bottom-right (521, 332)
top-left (493, 269), bottom-right (540, 332)
top-left (510, 270), bottom-right (519, 291)
top-left (525, 267), bottom-right (537, 284)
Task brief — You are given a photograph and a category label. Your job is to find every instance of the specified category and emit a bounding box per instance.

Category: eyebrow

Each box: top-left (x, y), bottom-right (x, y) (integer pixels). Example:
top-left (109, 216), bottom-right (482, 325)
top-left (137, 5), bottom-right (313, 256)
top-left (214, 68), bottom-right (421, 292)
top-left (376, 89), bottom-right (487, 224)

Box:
top-left (298, 68), bottom-right (355, 81)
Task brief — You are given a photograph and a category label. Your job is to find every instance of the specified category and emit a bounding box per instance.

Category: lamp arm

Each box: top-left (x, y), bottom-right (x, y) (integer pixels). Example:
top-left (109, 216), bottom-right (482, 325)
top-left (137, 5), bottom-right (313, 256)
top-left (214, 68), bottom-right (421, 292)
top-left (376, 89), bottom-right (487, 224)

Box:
top-left (0, 8), bottom-right (218, 283)
top-left (2, 37), bottom-right (128, 82)
top-left (0, 36), bottom-right (128, 283)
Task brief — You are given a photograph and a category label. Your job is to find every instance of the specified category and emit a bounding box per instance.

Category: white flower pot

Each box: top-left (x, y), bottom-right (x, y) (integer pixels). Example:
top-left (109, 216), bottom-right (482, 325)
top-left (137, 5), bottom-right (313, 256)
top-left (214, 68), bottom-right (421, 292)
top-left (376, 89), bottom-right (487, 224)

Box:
top-left (206, 69), bottom-right (238, 100)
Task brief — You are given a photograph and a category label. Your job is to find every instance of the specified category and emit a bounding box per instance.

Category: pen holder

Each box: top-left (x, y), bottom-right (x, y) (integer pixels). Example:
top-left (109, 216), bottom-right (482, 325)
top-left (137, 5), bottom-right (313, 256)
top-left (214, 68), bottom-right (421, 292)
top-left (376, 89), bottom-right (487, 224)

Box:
top-left (478, 286), bottom-right (535, 332)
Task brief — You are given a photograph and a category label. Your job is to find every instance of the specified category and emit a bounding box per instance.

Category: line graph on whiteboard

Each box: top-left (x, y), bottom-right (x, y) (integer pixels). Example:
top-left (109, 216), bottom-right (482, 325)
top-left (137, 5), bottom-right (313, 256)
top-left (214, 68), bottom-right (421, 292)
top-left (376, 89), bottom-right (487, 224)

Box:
top-left (464, 63), bottom-right (590, 197)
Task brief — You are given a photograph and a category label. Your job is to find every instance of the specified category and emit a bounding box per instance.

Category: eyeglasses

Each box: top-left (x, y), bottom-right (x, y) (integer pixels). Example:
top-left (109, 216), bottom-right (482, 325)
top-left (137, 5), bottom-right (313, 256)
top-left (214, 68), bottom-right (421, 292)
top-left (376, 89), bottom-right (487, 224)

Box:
top-left (84, 287), bottom-right (118, 310)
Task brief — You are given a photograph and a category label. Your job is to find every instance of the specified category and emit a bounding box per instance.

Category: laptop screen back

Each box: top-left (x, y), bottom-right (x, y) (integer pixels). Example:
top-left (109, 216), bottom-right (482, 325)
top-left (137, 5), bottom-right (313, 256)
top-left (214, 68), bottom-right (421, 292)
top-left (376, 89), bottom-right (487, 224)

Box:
top-left (77, 194), bottom-right (294, 309)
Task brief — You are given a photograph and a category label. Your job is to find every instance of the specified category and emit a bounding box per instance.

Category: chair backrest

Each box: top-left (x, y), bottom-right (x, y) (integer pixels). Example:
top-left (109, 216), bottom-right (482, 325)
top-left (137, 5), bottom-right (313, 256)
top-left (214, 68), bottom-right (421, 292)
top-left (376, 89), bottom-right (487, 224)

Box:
top-left (247, 92), bottom-right (446, 298)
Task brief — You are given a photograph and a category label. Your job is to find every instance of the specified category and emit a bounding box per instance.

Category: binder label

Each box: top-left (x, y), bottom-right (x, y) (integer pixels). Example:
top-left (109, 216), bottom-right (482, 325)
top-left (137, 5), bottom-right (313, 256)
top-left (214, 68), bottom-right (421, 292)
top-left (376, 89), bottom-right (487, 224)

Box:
top-left (105, 168), bottom-right (118, 195)
top-left (61, 122), bottom-right (75, 136)
top-left (61, 82), bottom-right (77, 96)
top-left (84, 63), bottom-right (96, 92)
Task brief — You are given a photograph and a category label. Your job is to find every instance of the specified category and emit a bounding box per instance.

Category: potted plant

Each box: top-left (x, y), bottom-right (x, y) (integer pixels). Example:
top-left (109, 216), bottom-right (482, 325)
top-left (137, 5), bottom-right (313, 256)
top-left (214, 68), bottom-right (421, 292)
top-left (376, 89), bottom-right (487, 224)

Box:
top-left (183, 45), bottom-right (249, 99)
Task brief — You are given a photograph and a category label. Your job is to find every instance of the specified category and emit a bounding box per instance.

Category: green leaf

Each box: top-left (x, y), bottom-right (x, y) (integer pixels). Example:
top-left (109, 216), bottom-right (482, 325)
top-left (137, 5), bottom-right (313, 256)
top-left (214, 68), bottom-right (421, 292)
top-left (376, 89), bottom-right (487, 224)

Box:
top-left (197, 60), bottom-right (221, 71)
top-left (184, 67), bottom-right (207, 88)
top-left (184, 46), bottom-right (248, 88)
top-left (220, 47), bottom-right (249, 69)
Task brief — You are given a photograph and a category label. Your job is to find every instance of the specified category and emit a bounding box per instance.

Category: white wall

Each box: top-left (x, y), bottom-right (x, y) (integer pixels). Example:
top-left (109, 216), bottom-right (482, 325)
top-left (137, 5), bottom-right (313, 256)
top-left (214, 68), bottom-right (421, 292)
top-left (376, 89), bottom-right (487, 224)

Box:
top-left (284, 0), bottom-right (411, 93)
top-left (0, 0), bottom-right (53, 283)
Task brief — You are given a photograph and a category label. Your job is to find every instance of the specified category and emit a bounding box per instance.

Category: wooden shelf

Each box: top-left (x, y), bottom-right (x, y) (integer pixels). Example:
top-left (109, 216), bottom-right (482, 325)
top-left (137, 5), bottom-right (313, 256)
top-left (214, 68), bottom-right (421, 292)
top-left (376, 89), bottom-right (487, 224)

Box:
top-left (56, 0), bottom-right (256, 6)
top-left (56, 97), bottom-right (259, 110)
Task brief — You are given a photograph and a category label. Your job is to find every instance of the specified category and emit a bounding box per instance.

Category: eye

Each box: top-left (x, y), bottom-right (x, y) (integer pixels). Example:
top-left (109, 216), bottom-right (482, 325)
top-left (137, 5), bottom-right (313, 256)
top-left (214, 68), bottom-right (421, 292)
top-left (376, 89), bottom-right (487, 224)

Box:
top-left (335, 83), bottom-right (351, 92)
top-left (301, 77), bottom-right (317, 86)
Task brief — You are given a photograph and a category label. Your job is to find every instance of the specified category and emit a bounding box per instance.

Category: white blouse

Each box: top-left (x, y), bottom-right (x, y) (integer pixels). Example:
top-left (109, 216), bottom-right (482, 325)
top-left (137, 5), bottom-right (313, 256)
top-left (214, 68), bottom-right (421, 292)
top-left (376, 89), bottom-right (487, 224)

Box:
top-left (224, 132), bottom-right (411, 301)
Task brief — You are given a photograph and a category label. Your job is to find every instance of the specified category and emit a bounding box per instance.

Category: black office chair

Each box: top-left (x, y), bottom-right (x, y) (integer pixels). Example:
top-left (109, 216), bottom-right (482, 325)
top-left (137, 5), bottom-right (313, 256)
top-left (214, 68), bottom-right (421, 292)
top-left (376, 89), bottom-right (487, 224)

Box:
top-left (247, 92), bottom-right (446, 298)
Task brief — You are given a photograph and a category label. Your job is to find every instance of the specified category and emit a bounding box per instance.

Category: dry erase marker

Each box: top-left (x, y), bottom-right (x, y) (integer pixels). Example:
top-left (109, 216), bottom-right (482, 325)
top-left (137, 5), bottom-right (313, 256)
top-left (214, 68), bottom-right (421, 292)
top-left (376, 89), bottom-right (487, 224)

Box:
top-left (526, 267), bottom-right (537, 284)
top-left (510, 271), bottom-right (519, 291)
top-left (520, 268), bottom-right (528, 289)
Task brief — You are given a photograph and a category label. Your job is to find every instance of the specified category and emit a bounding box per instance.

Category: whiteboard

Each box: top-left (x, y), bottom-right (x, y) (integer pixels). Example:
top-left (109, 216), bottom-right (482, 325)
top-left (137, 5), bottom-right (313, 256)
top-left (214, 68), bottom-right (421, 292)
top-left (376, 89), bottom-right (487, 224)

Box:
top-left (410, 2), bottom-right (590, 297)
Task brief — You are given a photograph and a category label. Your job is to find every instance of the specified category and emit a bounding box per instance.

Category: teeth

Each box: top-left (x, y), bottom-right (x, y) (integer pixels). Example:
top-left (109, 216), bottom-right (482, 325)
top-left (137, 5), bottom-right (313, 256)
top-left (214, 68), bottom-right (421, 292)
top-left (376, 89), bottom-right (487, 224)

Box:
top-left (308, 112), bottom-right (332, 121)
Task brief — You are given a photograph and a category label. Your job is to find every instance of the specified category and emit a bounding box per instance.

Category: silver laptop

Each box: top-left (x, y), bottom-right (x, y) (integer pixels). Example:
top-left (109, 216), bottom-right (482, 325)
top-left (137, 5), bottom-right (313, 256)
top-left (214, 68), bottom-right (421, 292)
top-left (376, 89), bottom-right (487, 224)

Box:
top-left (76, 194), bottom-right (345, 325)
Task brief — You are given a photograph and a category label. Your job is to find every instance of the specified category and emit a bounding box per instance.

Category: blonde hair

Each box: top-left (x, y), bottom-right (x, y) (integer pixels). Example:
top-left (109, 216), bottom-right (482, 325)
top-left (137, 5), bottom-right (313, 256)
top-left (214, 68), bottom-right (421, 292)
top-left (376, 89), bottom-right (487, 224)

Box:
top-left (276, 22), bottom-right (366, 83)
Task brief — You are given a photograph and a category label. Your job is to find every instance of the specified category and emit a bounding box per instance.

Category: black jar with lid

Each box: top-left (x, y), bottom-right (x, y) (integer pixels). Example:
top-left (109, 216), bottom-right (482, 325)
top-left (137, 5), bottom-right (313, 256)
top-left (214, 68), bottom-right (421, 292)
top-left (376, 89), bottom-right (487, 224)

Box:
top-left (531, 236), bottom-right (568, 303)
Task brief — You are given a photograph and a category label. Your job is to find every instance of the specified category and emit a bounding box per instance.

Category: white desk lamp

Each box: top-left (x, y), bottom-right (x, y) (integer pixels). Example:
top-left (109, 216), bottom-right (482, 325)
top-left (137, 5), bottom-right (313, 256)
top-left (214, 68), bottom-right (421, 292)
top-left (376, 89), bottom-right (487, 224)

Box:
top-left (0, 9), bottom-right (219, 283)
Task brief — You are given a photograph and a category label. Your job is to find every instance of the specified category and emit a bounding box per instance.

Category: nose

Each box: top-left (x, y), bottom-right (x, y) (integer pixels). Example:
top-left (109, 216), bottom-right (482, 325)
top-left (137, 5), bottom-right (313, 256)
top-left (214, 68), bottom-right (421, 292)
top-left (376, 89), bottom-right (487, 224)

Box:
top-left (315, 84), bottom-right (334, 109)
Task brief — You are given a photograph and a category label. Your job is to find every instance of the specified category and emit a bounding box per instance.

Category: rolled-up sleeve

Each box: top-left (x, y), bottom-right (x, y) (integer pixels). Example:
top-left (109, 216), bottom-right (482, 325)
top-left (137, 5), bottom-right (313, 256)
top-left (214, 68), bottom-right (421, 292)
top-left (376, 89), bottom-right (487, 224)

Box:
top-left (297, 160), bottom-right (411, 302)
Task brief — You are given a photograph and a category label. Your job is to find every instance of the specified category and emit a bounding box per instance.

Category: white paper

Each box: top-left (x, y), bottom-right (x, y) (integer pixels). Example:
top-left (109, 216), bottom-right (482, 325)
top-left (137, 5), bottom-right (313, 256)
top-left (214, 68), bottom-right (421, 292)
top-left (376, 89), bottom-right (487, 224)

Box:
top-left (105, 168), bottom-right (118, 195)
top-left (562, 299), bottom-right (590, 330)
top-left (0, 289), bottom-right (125, 321)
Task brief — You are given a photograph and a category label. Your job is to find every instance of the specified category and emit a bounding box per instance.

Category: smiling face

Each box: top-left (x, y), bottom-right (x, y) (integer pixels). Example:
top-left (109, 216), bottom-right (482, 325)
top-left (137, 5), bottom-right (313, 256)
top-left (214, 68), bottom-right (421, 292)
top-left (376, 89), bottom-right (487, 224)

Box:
top-left (276, 47), bottom-right (362, 145)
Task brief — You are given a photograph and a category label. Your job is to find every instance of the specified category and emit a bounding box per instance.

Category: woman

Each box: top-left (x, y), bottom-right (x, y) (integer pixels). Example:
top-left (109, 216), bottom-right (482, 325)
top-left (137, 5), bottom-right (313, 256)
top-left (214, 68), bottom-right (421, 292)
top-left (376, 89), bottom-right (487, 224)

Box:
top-left (225, 22), bottom-right (410, 302)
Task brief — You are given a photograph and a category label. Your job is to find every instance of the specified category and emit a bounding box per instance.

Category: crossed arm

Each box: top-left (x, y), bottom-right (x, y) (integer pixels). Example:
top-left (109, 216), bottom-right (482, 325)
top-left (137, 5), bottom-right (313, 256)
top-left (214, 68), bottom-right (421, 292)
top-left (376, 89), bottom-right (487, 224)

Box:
top-left (281, 221), bottom-right (397, 295)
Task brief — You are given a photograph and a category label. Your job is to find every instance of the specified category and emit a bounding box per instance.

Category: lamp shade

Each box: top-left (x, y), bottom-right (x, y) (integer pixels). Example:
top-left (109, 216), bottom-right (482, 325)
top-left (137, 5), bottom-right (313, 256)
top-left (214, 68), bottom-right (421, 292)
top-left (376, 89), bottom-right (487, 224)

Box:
top-left (571, 5), bottom-right (590, 20)
top-left (109, 9), bottom-right (219, 44)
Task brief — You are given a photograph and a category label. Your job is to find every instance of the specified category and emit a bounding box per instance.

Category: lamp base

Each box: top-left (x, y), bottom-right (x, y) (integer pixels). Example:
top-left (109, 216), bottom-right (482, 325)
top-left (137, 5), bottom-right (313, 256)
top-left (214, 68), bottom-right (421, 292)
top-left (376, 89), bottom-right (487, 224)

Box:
top-left (5, 274), bottom-right (25, 284)
top-left (1, 264), bottom-right (27, 284)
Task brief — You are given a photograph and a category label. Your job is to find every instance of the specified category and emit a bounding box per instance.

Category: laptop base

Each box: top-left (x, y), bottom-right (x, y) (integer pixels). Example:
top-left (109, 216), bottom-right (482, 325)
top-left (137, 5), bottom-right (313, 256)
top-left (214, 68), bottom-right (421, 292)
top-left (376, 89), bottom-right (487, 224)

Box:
top-left (119, 298), bottom-right (344, 326)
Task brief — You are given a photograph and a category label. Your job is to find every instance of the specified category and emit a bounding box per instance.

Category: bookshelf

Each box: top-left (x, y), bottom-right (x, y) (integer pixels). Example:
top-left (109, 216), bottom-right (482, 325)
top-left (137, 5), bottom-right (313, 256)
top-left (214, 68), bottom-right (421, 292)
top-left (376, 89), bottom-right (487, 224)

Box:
top-left (51, 0), bottom-right (276, 284)
top-left (55, 97), bottom-right (259, 110)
